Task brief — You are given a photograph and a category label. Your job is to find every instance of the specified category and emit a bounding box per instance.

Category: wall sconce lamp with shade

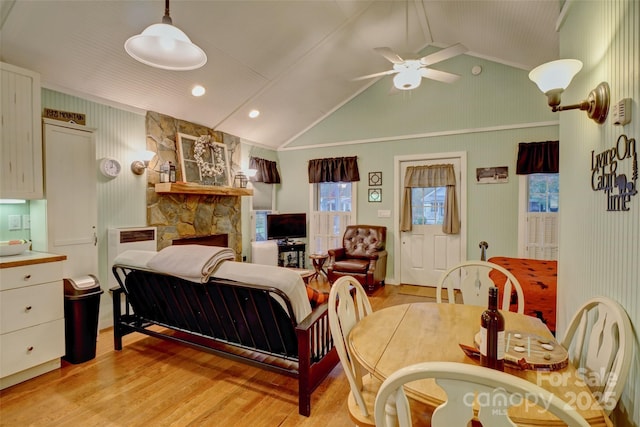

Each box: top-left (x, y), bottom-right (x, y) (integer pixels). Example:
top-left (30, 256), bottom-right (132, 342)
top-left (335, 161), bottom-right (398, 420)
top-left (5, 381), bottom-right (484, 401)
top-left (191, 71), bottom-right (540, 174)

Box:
top-left (124, 0), bottom-right (207, 71)
top-left (529, 59), bottom-right (609, 124)
top-left (131, 150), bottom-right (157, 175)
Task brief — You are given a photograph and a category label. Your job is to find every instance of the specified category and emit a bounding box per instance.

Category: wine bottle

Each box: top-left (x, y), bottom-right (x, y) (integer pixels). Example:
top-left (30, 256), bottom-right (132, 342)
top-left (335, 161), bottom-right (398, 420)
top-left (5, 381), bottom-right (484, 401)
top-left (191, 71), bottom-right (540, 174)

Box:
top-left (480, 286), bottom-right (505, 371)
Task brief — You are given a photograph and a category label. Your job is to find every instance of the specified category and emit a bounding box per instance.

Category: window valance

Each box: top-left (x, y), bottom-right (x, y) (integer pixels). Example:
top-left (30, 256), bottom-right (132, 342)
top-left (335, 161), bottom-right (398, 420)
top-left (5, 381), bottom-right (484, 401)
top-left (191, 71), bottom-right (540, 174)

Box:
top-left (249, 157), bottom-right (281, 184)
top-left (516, 140), bottom-right (559, 175)
top-left (308, 156), bottom-right (360, 183)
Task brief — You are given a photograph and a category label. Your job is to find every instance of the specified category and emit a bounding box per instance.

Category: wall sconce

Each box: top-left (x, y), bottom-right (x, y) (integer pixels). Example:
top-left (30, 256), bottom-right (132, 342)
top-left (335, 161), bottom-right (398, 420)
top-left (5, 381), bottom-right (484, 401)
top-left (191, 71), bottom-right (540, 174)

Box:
top-left (529, 59), bottom-right (609, 124)
top-left (234, 171), bottom-right (248, 188)
top-left (131, 150), bottom-right (156, 175)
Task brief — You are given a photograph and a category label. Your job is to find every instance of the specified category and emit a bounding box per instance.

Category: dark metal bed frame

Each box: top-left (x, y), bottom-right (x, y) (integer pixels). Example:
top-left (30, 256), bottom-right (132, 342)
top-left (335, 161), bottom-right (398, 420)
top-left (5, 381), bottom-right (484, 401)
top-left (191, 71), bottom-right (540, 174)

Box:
top-left (111, 265), bottom-right (339, 416)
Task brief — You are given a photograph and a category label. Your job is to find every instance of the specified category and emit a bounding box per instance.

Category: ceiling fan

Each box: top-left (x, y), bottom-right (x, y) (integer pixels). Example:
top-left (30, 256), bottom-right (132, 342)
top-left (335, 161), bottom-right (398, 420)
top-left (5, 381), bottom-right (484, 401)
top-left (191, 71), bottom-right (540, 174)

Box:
top-left (355, 43), bottom-right (468, 91)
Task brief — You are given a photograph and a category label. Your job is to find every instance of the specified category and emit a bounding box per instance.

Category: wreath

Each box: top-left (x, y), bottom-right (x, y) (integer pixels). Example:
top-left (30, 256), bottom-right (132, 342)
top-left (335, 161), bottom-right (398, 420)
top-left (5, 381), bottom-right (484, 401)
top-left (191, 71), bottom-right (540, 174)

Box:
top-left (194, 135), bottom-right (226, 178)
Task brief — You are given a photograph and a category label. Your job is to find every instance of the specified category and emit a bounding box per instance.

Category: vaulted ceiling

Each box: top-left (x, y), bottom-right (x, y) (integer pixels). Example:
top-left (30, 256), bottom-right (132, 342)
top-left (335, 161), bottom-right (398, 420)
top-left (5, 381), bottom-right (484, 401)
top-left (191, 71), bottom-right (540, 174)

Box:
top-left (0, 0), bottom-right (560, 149)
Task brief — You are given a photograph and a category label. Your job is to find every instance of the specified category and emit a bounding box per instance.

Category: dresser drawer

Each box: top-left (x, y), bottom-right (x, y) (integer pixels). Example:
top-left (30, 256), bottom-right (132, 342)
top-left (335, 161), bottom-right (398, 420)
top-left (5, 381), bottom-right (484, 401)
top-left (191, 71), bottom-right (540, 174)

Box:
top-left (0, 282), bottom-right (63, 334)
top-left (0, 261), bottom-right (63, 291)
top-left (0, 318), bottom-right (65, 378)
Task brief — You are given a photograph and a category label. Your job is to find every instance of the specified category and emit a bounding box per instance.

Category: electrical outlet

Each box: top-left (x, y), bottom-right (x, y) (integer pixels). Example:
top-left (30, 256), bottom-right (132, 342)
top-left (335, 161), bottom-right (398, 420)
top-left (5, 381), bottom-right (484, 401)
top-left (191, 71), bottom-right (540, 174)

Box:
top-left (22, 214), bottom-right (31, 230)
top-left (8, 215), bottom-right (22, 230)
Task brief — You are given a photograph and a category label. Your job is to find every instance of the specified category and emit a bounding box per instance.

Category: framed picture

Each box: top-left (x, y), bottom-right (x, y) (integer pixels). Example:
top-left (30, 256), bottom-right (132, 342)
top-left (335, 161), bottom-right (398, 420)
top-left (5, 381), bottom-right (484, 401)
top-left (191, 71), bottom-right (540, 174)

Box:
top-left (368, 188), bottom-right (382, 202)
top-left (476, 166), bottom-right (509, 184)
top-left (368, 171), bottom-right (382, 186)
top-left (177, 133), bottom-right (201, 183)
top-left (177, 133), bottom-right (231, 186)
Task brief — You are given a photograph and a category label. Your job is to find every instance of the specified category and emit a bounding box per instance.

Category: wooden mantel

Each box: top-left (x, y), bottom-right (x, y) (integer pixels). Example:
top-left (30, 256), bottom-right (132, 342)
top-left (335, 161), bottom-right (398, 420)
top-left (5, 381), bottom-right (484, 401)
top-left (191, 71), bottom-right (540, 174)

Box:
top-left (154, 182), bottom-right (253, 196)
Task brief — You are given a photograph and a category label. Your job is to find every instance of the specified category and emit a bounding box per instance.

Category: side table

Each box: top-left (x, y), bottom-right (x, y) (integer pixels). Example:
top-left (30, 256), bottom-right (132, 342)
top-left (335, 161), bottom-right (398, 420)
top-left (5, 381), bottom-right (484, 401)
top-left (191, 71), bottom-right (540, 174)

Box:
top-left (308, 253), bottom-right (329, 282)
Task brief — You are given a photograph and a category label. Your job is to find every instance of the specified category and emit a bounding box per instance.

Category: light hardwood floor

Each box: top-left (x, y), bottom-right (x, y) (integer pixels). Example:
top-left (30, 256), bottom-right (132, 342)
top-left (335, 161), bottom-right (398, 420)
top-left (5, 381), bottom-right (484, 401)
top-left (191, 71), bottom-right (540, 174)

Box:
top-left (0, 279), bottom-right (428, 427)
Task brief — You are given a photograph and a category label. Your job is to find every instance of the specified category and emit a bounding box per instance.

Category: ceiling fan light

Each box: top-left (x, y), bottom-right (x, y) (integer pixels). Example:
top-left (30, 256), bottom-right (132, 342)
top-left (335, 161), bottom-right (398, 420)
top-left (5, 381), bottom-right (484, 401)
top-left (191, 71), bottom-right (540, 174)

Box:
top-left (125, 23), bottom-right (207, 70)
top-left (528, 59), bottom-right (582, 94)
top-left (393, 69), bottom-right (421, 90)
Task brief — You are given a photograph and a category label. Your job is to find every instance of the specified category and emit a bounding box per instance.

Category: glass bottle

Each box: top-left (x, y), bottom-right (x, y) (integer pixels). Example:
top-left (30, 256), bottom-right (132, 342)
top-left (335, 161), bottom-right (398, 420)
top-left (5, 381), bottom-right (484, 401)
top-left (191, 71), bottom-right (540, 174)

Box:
top-left (160, 161), bottom-right (169, 183)
top-left (480, 286), bottom-right (505, 371)
top-left (169, 162), bottom-right (176, 183)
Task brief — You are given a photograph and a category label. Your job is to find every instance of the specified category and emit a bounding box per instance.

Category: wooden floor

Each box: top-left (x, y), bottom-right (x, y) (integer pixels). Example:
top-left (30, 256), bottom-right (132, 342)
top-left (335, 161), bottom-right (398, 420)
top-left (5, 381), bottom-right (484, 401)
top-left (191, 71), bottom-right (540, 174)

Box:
top-left (0, 279), bottom-right (429, 427)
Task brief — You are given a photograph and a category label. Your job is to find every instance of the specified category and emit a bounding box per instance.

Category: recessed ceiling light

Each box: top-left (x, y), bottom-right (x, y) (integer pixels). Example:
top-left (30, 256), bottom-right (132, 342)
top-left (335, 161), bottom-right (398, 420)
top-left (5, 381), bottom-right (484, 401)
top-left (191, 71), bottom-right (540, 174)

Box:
top-left (248, 109), bottom-right (260, 118)
top-left (192, 85), bottom-right (206, 97)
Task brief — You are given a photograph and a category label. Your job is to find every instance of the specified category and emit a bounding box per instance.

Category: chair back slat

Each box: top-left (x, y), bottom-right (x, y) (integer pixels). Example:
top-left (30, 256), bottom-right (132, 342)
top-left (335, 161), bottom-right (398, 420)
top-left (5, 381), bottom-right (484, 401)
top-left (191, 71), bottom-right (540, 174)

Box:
top-left (436, 260), bottom-right (525, 313)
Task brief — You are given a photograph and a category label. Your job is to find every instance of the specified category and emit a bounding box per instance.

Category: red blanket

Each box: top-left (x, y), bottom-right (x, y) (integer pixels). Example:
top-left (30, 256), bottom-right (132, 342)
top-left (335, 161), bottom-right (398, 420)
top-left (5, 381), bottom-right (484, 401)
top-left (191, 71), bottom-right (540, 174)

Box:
top-left (488, 256), bottom-right (557, 334)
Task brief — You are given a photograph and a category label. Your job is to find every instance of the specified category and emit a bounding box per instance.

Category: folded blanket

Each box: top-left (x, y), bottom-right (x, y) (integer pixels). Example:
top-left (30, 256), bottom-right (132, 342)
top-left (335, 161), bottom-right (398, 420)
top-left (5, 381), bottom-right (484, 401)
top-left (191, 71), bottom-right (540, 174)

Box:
top-left (113, 250), bottom-right (158, 270)
top-left (147, 245), bottom-right (236, 283)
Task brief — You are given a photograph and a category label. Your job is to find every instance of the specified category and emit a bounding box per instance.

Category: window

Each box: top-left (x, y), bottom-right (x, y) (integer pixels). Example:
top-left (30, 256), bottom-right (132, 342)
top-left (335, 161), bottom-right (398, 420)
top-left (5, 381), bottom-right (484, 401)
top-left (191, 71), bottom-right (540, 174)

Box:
top-left (318, 182), bottom-right (352, 212)
top-left (410, 187), bottom-right (446, 225)
top-left (251, 181), bottom-right (275, 241)
top-left (519, 173), bottom-right (559, 260)
top-left (528, 174), bottom-right (559, 212)
top-left (309, 182), bottom-right (356, 253)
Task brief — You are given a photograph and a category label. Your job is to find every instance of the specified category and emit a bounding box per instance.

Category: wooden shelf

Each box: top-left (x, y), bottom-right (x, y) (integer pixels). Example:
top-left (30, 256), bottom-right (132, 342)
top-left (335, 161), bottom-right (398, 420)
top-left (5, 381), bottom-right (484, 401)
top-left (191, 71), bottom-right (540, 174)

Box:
top-left (154, 182), bottom-right (253, 196)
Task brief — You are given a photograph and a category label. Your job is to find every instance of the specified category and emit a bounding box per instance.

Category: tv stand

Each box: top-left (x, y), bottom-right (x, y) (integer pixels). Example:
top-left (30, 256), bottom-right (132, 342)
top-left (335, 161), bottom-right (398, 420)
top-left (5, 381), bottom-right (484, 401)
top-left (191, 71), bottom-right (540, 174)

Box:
top-left (277, 241), bottom-right (305, 268)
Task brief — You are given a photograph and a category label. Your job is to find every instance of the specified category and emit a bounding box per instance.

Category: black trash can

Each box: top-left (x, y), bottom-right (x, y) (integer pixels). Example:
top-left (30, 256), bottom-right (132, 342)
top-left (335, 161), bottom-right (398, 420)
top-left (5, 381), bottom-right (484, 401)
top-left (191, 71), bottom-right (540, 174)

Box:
top-left (63, 275), bottom-right (104, 364)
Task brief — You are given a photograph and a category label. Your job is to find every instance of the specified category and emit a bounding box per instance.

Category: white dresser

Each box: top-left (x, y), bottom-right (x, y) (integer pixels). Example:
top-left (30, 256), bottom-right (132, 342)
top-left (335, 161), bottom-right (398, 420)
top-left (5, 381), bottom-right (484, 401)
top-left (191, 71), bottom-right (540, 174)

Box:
top-left (0, 252), bottom-right (66, 389)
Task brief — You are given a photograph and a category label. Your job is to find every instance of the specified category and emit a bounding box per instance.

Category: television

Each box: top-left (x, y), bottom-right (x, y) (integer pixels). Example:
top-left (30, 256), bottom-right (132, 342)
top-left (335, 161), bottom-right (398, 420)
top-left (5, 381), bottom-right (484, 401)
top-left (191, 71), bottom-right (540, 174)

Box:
top-left (266, 213), bottom-right (307, 242)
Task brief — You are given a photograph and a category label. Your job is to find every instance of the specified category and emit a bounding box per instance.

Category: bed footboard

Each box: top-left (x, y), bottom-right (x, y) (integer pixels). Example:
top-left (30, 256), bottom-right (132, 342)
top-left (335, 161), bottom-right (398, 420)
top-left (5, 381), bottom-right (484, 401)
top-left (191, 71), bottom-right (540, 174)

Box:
top-left (296, 303), bottom-right (340, 416)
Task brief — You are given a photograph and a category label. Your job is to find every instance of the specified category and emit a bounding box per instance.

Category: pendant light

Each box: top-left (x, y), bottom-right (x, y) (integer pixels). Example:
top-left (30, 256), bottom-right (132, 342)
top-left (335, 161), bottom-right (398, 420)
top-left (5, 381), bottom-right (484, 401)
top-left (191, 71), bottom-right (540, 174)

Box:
top-left (124, 0), bottom-right (207, 71)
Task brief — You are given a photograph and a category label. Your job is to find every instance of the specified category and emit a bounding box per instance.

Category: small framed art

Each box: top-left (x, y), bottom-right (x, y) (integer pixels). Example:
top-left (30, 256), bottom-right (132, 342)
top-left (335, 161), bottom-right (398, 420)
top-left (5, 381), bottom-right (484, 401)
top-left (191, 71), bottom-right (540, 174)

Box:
top-left (368, 171), bottom-right (382, 186)
top-left (368, 188), bottom-right (382, 202)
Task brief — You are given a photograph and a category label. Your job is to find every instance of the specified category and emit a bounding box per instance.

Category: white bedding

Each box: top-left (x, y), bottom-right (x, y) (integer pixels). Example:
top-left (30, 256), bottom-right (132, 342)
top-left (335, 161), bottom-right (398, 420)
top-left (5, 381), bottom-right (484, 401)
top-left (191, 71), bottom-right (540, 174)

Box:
top-left (214, 261), bottom-right (312, 323)
top-left (112, 249), bottom-right (312, 324)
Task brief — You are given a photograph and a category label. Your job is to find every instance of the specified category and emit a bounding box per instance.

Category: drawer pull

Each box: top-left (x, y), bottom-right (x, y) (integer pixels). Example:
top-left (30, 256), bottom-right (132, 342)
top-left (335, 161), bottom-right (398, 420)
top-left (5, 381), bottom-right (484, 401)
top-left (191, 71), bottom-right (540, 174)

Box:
top-left (23, 274), bottom-right (32, 281)
top-left (27, 346), bottom-right (34, 352)
top-left (25, 306), bottom-right (33, 311)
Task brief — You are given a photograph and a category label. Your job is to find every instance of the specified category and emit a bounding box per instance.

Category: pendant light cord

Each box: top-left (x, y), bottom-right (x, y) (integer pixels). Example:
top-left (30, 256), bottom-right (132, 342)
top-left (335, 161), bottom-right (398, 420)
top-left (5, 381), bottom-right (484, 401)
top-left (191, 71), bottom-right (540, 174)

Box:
top-left (162, 0), bottom-right (172, 24)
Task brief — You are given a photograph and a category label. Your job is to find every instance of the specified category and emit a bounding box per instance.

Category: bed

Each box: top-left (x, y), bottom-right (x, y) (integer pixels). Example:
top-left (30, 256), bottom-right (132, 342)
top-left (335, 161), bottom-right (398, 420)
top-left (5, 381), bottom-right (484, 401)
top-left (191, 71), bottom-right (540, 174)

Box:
top-left (488, 256), bottom-right (558, 334)
top-left (110, 247), bottom-right (339, 416)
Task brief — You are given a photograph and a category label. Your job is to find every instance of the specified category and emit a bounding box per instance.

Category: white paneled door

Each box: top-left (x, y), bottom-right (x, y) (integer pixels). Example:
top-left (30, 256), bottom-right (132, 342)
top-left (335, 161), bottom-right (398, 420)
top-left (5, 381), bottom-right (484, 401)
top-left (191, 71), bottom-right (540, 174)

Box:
top-left (40, 120), bottom-right (97, 278)
top-left (399, 155), bottom-right (465, 286)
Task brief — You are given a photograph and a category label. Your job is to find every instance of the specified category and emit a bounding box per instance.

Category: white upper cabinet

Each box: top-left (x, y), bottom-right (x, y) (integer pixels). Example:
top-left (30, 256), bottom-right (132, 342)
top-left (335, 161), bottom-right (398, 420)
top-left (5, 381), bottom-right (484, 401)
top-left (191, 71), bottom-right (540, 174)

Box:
top-left (0, 62), bottom-right (43, 199)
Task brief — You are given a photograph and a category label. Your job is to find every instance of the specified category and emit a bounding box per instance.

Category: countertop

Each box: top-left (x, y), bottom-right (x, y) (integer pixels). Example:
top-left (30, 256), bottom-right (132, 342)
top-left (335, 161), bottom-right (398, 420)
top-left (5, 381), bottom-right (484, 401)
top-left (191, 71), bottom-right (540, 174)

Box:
top-left (0, 251), bottom-right (67, 269)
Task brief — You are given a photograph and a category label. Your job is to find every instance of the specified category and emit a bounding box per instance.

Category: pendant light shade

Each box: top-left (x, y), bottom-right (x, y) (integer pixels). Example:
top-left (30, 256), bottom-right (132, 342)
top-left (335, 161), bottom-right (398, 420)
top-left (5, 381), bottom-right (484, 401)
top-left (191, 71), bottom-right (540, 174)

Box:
top-left (124, 0), bottom-right (207, 71)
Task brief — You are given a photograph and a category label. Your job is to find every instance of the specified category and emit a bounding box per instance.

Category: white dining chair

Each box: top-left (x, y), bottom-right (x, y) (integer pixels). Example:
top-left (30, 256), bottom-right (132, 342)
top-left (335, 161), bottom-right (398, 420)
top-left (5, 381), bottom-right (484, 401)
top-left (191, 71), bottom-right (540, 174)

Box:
top-left (561, 296), bottom-right (633, 415)
top-left (374, 361), bottom-right (590, 427)
top-left (436, 260), bottom-right (525, 313)
top-left (328, 276), bottom-right (377, 426)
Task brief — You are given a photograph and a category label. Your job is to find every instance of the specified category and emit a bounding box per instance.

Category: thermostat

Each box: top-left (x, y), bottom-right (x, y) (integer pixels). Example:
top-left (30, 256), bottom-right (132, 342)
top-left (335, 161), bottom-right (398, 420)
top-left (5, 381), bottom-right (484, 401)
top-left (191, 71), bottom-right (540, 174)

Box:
top-left (612, 98), bottom-right (631, 126)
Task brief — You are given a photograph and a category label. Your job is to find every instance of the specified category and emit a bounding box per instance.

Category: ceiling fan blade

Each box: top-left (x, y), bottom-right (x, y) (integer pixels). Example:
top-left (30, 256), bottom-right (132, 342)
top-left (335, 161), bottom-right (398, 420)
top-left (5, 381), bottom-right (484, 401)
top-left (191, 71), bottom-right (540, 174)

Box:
top-left (374, 47), bottom-right (405, 64)
top-left (353, 69), bottom-right (398, 81)
top-left (421, 68), bottom-right (461, 83)
top-left (419, 43), bottom-right (468, 66)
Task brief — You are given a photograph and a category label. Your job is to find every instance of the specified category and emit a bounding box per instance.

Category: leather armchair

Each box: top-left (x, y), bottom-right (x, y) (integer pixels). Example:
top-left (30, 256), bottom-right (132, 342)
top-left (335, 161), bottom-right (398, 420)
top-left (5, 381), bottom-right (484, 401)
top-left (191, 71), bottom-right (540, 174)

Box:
top-left (327, 225), bottom-right (387, 293)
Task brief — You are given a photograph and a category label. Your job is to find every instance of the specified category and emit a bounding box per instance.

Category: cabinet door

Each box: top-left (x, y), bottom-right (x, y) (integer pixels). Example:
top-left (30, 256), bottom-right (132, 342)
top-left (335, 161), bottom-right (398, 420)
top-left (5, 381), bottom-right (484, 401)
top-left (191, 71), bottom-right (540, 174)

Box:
top-left (0, 62), bottom-right (43, 199)
top-left (43, 122), bottom-right (97, 277)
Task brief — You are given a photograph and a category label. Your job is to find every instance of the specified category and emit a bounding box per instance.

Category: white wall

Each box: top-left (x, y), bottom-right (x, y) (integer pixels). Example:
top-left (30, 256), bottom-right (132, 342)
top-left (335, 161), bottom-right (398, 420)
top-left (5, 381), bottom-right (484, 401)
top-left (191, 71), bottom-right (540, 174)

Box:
top-left (557, 1), bottom-right (639, 425)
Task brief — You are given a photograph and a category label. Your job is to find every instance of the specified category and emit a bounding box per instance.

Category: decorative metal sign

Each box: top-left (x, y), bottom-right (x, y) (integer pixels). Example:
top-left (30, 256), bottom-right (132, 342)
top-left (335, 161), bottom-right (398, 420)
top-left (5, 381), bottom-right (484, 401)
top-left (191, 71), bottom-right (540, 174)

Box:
top-left (591, 134), bottom-right (637, 211)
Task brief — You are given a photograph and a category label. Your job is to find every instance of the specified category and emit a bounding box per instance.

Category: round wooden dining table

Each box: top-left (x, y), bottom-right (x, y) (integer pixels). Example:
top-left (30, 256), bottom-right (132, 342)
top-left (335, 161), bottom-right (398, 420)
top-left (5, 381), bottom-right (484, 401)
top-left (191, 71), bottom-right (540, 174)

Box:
top-left (348, 302), bottom-right (612, 427)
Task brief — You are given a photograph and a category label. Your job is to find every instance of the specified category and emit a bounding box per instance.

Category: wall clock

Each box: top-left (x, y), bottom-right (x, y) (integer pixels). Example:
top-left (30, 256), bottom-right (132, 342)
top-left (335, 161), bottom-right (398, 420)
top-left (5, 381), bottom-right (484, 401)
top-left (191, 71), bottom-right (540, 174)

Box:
top-left (99, 157), bottom-right (121, 178)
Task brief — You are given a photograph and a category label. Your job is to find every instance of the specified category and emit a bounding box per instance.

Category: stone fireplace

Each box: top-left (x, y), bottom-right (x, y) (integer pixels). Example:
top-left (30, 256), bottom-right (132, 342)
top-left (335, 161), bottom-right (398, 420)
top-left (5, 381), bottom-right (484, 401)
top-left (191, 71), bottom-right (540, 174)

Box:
top-left (144, 111), bottom-right (244, 257)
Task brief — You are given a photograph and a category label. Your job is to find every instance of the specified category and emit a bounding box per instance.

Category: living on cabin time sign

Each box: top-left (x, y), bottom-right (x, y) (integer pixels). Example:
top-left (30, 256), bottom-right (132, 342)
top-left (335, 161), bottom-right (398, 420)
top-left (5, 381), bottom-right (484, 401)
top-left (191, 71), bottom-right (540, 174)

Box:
top-left (591, 134), bottom-right (638, 211)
